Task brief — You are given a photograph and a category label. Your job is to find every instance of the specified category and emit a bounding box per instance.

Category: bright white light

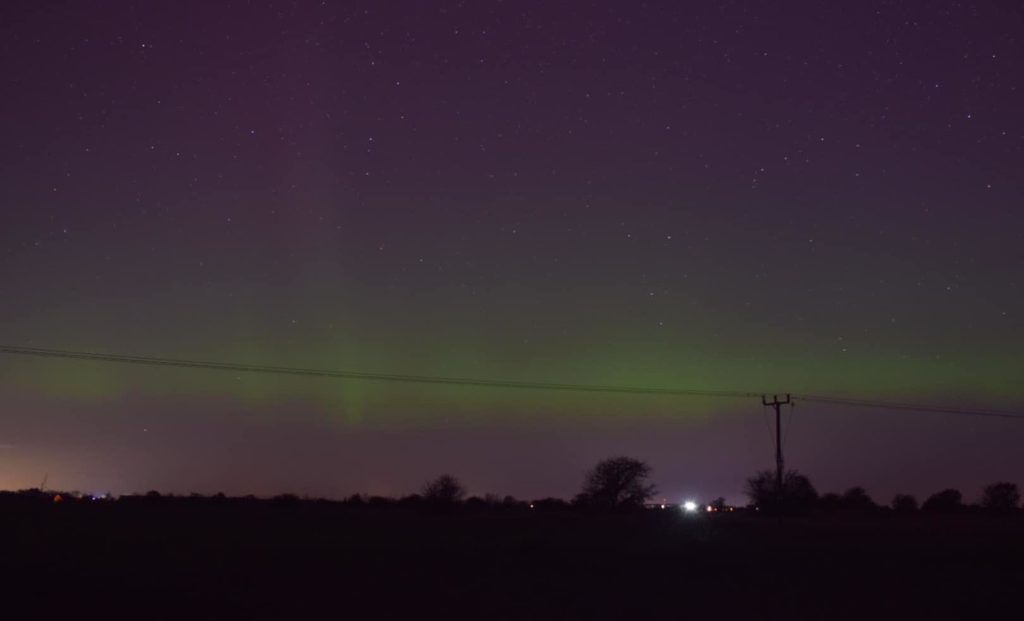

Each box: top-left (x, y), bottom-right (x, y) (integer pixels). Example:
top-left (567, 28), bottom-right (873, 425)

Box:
top-left (682, 500), bottom-right (698, 513)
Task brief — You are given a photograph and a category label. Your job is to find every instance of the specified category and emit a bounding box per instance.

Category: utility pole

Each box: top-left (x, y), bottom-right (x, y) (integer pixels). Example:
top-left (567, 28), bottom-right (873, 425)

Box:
top-left (762, 394), bottom-right (791, 493)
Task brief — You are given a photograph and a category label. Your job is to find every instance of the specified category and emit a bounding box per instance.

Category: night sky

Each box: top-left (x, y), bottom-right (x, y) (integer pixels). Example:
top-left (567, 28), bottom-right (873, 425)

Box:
top-left (1, 1), bottom-right (1021, 504)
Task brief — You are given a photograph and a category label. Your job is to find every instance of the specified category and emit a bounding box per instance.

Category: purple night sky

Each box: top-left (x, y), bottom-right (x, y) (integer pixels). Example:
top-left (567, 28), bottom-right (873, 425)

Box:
top-left (1, 1), bottom-right (1021, 504)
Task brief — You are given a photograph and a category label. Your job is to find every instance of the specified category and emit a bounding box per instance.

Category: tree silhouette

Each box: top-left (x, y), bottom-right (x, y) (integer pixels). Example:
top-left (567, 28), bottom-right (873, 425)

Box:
top-left (745, 469), bottom-right (818, 512)
top-left (891, 494), bottom-right (918, 512)
top-left (981, 482), bottom-right (1020, 513)
top-left (922, 489), bottom-right (963, 513)
top-left (422, 474), bottom-right (466, 504)
top-left (840, 486), bottom-right (877, 511)
top-left (532, 497), bottom-right (570, 511)
top-left (818, 492), bottom-right (842, 512)
top-left (576, 456), bottom-right (657, 509)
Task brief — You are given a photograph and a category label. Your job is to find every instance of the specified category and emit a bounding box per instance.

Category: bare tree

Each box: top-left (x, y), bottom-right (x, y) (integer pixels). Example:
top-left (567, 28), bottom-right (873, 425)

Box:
top-left (422, 474), bottom-right (466, 504)
top-left (981, 482), bottom-right (1020, 513)
top-left (577, 456), bottom-right (657, 509)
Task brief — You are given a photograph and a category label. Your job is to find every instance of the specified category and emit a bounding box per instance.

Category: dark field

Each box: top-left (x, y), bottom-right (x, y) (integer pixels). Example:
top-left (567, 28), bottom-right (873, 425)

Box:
top-left (3, 497), bottom-right (1021, 620)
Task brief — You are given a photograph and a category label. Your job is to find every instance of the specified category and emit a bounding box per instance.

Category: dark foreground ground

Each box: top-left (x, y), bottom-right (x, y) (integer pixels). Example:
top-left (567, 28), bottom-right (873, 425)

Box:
top-left (2, 497), bottom-right (1021, 620)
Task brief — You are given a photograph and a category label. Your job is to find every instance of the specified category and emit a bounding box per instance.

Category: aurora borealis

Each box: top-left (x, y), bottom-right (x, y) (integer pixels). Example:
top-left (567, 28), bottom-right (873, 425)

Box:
top-left (1, 1), bottom-right (1022, 503)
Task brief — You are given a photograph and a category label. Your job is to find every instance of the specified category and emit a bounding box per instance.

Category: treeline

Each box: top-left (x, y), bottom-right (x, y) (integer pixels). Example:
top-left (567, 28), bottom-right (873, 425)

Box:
top-left (746, 469), bottom-right (1022, 514)
top-left (2, 456), bottom-right (1021, 516)
top-left (0, 456), bottom-right (661, 513)
top-left (0, 487), bottom-right (583, 513)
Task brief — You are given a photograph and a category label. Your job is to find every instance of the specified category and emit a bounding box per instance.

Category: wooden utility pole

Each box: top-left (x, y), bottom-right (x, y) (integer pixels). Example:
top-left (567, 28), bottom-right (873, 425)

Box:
top-left (762, 394), bottom-right (791, 492)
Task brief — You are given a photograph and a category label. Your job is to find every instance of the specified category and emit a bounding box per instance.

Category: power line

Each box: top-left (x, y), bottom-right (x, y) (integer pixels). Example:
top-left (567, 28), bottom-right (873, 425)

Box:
top-left (0, 344), bottom-right (758, 399)
top-left (759, 404), bottom-right (776, 450)
top-left (2, 344), bottom-right (1022, 420)
top-left (795, 394), bottom-right (1024, 421)
top-left (782, 400), bottom-right (796, 450)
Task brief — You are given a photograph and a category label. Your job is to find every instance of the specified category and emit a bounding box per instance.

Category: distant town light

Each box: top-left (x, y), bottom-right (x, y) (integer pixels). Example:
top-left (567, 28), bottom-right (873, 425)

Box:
top-left (682, 500), bottom-right (698, 513)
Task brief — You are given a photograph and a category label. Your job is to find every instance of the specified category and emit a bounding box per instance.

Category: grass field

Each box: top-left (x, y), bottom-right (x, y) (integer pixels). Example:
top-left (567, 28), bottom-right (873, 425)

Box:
top-left (2, 495), bottom-right (1021, 619)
